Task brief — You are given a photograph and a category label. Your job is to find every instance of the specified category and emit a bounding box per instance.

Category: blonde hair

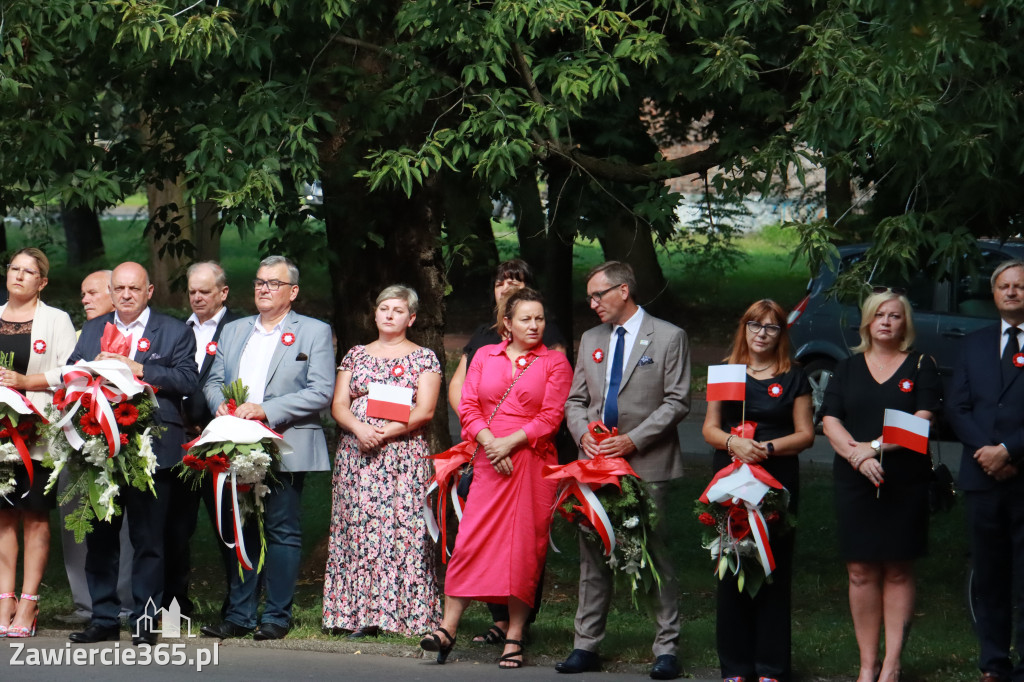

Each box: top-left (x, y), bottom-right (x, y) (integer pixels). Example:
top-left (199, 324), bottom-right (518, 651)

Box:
top-left (375, 284), bottom-right (419, 314)
top-left (852, 291), bottom-right (915, 353)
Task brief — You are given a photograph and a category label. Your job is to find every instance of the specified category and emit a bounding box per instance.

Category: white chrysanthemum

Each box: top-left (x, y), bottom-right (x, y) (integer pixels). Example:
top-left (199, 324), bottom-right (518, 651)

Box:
top-left (83, 438), bottom-right (108, 467)
top-left (0, 442), bottom-right (21, 463)
top-left (622, 516), bottom-right (640, 529)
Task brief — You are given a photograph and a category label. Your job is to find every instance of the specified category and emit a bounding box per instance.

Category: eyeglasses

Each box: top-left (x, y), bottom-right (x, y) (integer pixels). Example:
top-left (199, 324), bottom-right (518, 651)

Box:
top-left (7, 264), bottom-right (39, 277)
top-left (746, 321), bottom-right (782, 337)
top-left (588, 284), bottom-right (622, 304)
top-left (871, 286), bottom-right (907, 296)
top-left (253, 279), bottom-right (294, 291)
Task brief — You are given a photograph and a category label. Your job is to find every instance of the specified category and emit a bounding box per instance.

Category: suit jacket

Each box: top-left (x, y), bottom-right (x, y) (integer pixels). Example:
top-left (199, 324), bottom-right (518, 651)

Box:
top-left (70, 310), bottom-right (198, 469)
top-left (949, 323), bottom-right (1024, 491)
top-left (182, 308), bottom-right (243, 430)
top-left (203, 310), bottom-right (334, 473)
top-left (565, 310), bottom-right (691, 482)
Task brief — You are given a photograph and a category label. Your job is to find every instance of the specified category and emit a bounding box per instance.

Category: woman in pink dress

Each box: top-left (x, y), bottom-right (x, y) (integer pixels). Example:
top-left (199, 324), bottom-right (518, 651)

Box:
top-left (420, 288), bottom-right (572, 669)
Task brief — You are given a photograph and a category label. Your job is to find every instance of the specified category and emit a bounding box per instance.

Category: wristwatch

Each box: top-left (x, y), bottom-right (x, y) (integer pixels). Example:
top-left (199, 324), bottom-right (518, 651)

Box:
top-left (765, 441), bottom-right (775, 456)
top-left (870, 439), bottom-right (882, 456)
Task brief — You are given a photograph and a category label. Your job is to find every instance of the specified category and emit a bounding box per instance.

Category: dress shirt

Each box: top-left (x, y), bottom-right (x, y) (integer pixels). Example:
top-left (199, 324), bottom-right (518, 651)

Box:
top-left (238, 316), bottom-right (284, 404)
top-left (1000, 319), bottom-right (1023, 356)
top-left (114, 307), bottom-right (152, 361)
top-left (187, 306), bottom-right (227, 370)
top-left (602, 307), bottom-right (644, 402)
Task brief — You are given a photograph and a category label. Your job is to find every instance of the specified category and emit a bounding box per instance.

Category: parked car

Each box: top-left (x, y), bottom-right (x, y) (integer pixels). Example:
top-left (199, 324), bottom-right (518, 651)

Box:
top-left (787, 240), bottom-right (1024, 421)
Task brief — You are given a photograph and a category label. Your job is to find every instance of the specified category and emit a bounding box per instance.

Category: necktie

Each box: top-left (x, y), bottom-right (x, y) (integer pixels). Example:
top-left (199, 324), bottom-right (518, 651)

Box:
top-left (604, 327), bottom-right (626, 429)
top-left (1003, 326), bottom-right (1020, 385)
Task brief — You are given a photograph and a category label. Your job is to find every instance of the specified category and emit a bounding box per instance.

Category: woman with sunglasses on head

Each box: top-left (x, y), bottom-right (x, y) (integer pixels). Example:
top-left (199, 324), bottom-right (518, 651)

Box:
top-left (702, 300), bottom-right (815, 682)
top-left (821, 288), bottom-right (940, 682)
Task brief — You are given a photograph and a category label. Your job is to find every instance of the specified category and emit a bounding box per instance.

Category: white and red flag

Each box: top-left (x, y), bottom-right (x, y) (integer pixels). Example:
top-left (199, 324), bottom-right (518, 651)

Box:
top-left (366, 383), bottom-right (414, 422)
top-left (707, 364), bottom-right (746, 402)
top-left (882, 408), bottom-right (930, 455)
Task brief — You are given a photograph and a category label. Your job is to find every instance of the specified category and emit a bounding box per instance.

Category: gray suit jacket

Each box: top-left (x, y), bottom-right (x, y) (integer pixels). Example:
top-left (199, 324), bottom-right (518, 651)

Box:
top-left (204, 310), bottom-right (335, 472)
top-left (565, 310), bottom-right (691, 482)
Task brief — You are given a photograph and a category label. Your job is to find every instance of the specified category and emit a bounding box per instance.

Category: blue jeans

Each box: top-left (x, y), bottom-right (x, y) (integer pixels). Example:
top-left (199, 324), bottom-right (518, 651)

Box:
top-left (224, 472), bottom-right (305, 629)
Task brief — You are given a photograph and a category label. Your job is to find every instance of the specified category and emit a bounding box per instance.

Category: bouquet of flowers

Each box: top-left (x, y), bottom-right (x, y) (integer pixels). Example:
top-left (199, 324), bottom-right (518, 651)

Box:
top-left (695, 460), bottom-right (794, 598)
top-left (43, 359), bottom-right (161, 541)
top-left (176, 379), bottom-right (290, 572)
top-left (543, 422), bottom-right (661, 609)
top-left (0, 351), bottom-right (49, 502)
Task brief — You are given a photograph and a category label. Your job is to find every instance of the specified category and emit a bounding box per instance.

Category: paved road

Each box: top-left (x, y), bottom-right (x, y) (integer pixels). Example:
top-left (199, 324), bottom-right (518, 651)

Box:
top-left (4, 635), bottom-right (716, 681)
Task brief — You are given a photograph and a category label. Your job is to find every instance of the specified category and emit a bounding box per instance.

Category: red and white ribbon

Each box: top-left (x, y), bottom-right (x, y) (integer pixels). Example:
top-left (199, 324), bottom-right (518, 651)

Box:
top-left (0, 386), bottom-right (47, 493)
top-left (213, 469), bottom-right (254, 571)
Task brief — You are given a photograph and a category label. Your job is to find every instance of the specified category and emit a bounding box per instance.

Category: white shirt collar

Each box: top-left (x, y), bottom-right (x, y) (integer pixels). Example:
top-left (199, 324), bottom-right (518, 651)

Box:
top-left (187, 306), bottom-right (227, 329)
top-left (115, 306), bottom-right (151, 331)
top-left (613, 306), bottom-right (644, 337)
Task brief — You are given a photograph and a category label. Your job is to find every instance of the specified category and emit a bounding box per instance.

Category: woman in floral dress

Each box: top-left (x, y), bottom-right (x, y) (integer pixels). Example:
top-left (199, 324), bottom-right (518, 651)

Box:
top-left (323, 285), bottom-right (442, 637)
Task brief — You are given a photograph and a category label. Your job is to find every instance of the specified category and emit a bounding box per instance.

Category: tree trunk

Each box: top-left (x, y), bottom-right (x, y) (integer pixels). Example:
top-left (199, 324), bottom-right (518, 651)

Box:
top-left (510, 169), bottom-right (548, 275)
top-left (541, 167), bottom-right (578, 358)
top-left (60, 204), bottom-right (105, 266)
top-left (599, 211), bottom-right (669, 317)
top-left (145, 176), bottom-right (192, 308)
top-left (440, 171), bottom-right (499, 301)
top-left (825, 160), bottom-right (853, 226)
top-left (193, 199), bottom-right (221, 262)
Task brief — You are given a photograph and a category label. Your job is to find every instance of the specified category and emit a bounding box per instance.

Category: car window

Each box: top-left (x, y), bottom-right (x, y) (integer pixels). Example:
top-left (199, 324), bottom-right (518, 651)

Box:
top-left (955, 249), bottom-right (1011, 318)
top-left (836, 253), bottom-right (947, 313)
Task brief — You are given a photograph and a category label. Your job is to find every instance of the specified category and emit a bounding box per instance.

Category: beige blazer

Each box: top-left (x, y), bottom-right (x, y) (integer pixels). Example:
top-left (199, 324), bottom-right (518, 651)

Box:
top-left (0, 299), bottom-right (77, 458)
top-left (565, 310), bottom-right (691, 482)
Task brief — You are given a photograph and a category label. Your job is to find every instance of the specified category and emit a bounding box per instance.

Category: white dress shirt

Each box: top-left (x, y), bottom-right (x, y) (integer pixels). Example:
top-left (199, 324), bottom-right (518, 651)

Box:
top-left (187, 306), bottom-right (227, 370)
top-left (1000, 318), bottom-right (1023, 355)
top-left (602, 306), bottom-right (645, 409)
top-left (114, 307), bottom-right (152, 361)
top-left (238, 317), bottom-right (284, 404)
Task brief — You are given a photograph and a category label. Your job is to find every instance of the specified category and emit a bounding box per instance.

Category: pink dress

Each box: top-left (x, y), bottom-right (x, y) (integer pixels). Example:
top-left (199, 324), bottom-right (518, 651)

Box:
top-left (444, 341), bottom-right (572, 606)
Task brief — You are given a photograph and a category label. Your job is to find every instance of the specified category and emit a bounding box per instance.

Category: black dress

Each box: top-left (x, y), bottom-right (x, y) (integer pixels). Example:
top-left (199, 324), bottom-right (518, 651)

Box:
top-left (711, 367), bottom-right (810, 682)
top-left (0, 318), bottom-right (53, 512)
top-left (822, 352), bottom-right (941, 562)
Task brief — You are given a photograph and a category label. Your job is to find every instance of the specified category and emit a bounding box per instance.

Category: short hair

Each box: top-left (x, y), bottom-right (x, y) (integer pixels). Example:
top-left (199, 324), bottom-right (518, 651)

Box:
top-left (12, 247), bottom-right (49, 279)
top-left (853, 291), bottom-right (916, 353)
top-left (725, 299), bottom-right (792, 374)
top-left (187, 261), bottom-right (227, 288)
top-left (587, 261), bottom-right (636, 299)
top-left (991, 260), bottom-right (1024, 289)
top-left (376, 284), bottom-right (419, 314)
top-left (259, 255), bottom-right (299, 286)
top-left (494, 259), bottom-right (534, 287)
top-left (500, 287), bottom-right (545, 333)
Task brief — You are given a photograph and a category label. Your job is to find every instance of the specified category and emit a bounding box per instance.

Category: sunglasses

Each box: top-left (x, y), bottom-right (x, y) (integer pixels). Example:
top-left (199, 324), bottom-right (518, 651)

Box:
top-left (871, 286), bottom-right (907, 296)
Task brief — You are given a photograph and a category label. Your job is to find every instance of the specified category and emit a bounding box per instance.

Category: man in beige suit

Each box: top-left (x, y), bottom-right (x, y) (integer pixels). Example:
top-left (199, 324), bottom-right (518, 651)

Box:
top-left (557, 261), bottom-right (691, 680)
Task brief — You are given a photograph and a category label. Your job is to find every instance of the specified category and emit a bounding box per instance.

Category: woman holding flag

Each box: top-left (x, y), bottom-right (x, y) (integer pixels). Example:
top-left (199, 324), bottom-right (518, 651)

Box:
top-left (702, 299), bottom-right (814, 682)
top-left (821, 288), bottom-right (940, 682)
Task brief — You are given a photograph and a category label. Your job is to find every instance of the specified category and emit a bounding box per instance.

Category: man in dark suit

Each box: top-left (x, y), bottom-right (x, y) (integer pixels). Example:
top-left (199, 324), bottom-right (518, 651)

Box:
top-left (558, 261), bottom-right (691, 680)
top-left (68, 262), bottom-right (198, 646)
top-left (163, 261), bottom-right (242, 616)
top-left (949, 259), bottom-right (1024, 682)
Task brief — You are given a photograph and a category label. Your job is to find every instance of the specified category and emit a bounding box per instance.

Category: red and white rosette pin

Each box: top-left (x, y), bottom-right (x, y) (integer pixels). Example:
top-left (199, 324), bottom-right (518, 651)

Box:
top-left (1014, 353), bottom-right (1024, 368)
top-left (137, 338), bottom-right (151, 353)
top-left (768, 383), bottom-right (783, 398)
top-left (281, 332), bottom-right (296, 346)
top-left (898, 378), bottom-right (914, 393)
top-left (593, 348), bottom-right (604, 363)
top-left (392, 365), bottom-right (405, 378)
top-left (206, 341), bottom-right (218, 356)
top-left (32, 340), bottom-right (46, 354)
top-left (515, 356), bottom-right (530, 370)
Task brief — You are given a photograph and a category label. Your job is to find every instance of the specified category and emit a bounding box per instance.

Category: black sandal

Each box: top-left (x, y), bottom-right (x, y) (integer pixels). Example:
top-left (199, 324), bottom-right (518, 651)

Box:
top-left (419, 627), bottom-right (456, 664)
top-left (472, 624), bottom-right (506, 645)
top-left (499, 638), bottom-right (524, 669)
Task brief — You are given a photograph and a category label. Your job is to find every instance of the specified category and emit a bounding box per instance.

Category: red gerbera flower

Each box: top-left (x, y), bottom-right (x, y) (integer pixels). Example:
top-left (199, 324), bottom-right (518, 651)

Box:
top-left (80, 393), bottom-right (93, 409)
top-left (227, 399), bottom-right (237, 416)
top-left (53, 388), bottom-right (67, 406)
top-left (120, 433), bottom-right (129, 445)
top-left (183, 454), bottom-right (206, 471)
top-left (727, 505), bottom-right (752, 540)
top-left (114, 403), bottom-right (139, 426)
top-left (80, 413), bottom-right (103, 436)
top-left (205, 454), bottom-right (230, 475)
top-left (698, 512), bottom-right (716, 527)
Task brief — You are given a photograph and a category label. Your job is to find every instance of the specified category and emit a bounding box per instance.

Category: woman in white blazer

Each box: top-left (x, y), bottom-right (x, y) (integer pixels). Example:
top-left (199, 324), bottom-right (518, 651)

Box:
top-left (0, 248), bottom-right (76, 637)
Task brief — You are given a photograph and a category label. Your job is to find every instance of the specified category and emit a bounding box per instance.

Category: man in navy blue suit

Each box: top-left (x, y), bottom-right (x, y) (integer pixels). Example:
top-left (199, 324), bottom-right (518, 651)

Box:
top-left (949, 259), bottom-right (1024, 682)
top-left (68, 262), bottom-right (198, 646)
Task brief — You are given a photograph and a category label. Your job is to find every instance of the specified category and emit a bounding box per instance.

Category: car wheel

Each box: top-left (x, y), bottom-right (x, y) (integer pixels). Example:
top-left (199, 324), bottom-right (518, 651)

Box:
top-left (803, 358), bottom-right (836, 428)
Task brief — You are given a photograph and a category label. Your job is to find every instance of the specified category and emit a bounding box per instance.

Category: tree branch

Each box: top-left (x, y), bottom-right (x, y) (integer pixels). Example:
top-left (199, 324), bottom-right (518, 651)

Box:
top-left (537, 139), bottom-right (724, 184)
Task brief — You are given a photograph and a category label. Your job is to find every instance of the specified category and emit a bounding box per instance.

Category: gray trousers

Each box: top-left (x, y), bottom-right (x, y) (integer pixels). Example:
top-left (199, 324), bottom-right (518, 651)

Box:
top-left (59, 470), bottom-right (134, 619)
top-left (573, 480), bottom-right (680, 657)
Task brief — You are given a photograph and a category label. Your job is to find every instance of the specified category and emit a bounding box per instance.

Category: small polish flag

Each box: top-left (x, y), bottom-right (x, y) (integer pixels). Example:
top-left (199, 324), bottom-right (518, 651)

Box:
top-left (707, 364), bottom-right (746, 402)
top-left (882, 408), bottom-right (930, 455)
top-left (366, 382), bottom-right (414, 423)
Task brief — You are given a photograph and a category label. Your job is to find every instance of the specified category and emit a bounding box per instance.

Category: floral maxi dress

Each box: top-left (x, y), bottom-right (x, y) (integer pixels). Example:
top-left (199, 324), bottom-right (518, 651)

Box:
top-left (322, 345), bottom-right (441, 635)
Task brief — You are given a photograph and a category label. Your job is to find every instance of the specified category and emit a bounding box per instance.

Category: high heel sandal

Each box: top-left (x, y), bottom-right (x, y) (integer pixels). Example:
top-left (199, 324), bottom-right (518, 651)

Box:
top-left (499, 638), bottom-right (524, 669)
top-left (419, 627), bottom-right (456, 664)
top-left (7, 594), bottom-right (38, 638)
top-left (0, 593), bottom-right (17, 637)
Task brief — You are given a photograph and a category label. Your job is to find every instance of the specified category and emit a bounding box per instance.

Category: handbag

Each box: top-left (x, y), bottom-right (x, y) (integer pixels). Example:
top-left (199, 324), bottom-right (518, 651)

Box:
top-left (929, 439), bottom-right (956, 514)
top-left (457, 355), bottom-right (538, 498)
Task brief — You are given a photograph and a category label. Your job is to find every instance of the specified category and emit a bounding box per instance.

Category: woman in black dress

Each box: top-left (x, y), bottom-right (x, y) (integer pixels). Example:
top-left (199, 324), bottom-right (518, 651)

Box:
top-left (702, 299), bottom-right (815, 682)
top-left (821, 289), bottom-right (940, 682)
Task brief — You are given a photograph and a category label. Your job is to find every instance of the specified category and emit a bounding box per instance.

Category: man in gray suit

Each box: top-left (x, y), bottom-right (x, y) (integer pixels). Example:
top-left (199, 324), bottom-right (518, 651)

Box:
top-left (557, 261), bottom-right (691, 680)
top-left (199, 255), bottom-right (334, 641)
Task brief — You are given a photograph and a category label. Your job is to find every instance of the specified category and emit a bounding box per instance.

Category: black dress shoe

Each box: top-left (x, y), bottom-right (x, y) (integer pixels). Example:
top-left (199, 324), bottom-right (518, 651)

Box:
top-left (253, 623), bottom-right (289, 641)
top-left (555, 648), bottom-right (601, 674)
top-left (132, 634), bottom-right (158, 646)
top-left (200, 621), bottom-right (253, 639)
top-left (69, 624), bottom-right (121, 643)
top-left (348, 626), bottom-right (380, 639)
top-left (650, 654), bottom-right (681, 680)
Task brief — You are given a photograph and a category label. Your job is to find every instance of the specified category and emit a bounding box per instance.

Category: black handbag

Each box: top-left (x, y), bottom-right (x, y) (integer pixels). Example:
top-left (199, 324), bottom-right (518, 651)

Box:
top-left (457, 355), bottom-right (538, 499)
top-left (929, 440), bottom-right (956, 514)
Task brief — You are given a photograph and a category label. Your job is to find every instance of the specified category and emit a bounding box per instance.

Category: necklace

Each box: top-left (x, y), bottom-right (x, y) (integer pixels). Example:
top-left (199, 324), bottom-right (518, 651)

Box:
top-left (748, 364), bottom-right (773, 372)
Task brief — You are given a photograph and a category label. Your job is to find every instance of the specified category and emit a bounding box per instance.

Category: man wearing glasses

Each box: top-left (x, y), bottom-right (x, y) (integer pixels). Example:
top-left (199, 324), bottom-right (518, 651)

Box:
top-left (560, 261), bottom-right (691, 680)
top-left (200, 255), bottom-right (334, 641)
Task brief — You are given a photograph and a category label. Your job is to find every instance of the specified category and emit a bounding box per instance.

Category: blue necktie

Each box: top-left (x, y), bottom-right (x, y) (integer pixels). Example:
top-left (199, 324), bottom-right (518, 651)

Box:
top-left (605, 327), bottom-right (626, 428)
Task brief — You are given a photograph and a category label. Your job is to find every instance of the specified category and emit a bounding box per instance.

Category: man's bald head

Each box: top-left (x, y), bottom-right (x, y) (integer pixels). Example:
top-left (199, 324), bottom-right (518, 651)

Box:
top-left (81, 270), bottom-right (114, 320)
